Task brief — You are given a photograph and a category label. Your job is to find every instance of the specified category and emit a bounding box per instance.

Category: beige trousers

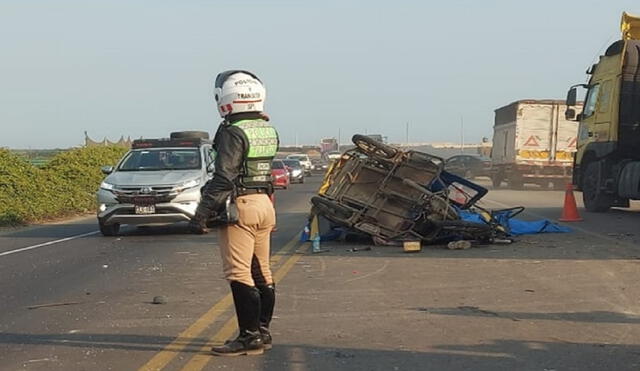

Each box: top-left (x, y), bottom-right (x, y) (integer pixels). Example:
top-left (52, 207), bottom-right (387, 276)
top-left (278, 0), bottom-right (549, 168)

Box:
top-left (218, 194), bottom-right (276, 286)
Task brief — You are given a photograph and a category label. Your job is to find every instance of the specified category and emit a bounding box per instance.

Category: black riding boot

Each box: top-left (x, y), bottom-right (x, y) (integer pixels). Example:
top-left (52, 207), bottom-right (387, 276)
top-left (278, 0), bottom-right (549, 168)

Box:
top-left (211, 281), bottom-right (264, 356)
top-left (257, 284), bottom-right (276, 350)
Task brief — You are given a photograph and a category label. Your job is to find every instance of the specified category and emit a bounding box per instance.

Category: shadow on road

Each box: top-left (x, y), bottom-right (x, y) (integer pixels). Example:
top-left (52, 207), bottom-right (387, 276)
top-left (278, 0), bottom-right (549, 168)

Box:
top-left (1, 333), bottom-right (638, 370)
top-left (0, 332), bottom-right (208, 353)
top-left (190, 340), bottom-right (640, 370)
top-left (412, 306), bottom-right (640, 324)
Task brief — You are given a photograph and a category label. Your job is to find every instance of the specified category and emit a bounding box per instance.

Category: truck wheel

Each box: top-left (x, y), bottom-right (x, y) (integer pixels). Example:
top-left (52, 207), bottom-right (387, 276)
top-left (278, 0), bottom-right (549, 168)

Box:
top-left (508, 177), bottom-right (524, 190)
top-left (99, 222), bottom-right (120, 236)
top-left (582, 162), bottom-right (612, 212)
top-left (491, 175), bottom-right (503, 188)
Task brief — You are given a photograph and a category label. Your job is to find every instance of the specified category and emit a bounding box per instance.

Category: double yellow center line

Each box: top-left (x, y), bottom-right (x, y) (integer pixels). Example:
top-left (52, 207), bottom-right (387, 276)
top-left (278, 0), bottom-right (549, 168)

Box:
top-left (138, 235), bottom-right (307, 371)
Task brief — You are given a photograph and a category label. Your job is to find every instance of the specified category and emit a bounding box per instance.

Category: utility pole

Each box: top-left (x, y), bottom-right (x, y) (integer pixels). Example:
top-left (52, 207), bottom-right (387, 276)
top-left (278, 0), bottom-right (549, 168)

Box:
top-left (338, 128), bottom-right (341, 151)
top-left (405, 122), bottom-right (409, 146)
top-left (460, 116), bottom-right (464, 154)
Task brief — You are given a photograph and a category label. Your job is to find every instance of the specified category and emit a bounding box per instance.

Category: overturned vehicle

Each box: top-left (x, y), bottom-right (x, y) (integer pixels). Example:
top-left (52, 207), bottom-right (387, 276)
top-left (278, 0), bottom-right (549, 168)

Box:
top-left (311, 135), bottom-right (508, 245)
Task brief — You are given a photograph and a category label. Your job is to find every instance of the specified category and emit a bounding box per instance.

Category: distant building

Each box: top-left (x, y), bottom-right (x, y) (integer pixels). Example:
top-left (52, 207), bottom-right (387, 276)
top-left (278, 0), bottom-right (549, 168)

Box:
top-left (84, 131), bottom-right (132, 148)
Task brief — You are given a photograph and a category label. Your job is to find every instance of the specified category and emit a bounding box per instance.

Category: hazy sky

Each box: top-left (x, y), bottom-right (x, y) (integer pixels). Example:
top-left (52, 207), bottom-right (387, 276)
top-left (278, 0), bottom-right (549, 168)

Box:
top-left (1, 0), bottom-right (639, 149)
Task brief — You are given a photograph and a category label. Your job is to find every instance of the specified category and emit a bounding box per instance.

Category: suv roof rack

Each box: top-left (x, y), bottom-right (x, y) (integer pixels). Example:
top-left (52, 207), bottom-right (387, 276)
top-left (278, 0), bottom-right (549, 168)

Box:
top-left (132, 138), bottom-right (211, 149)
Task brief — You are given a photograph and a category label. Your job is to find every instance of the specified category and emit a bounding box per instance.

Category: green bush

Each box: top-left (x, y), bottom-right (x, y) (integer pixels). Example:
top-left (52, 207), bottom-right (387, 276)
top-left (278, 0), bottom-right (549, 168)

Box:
top-left (0, 146), bottom-right (127, 226)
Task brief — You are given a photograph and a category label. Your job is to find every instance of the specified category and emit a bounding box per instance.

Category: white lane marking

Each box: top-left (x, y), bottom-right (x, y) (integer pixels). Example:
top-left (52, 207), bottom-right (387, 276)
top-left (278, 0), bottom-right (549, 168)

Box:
top-left (0, 231), bottom-right (100, 257)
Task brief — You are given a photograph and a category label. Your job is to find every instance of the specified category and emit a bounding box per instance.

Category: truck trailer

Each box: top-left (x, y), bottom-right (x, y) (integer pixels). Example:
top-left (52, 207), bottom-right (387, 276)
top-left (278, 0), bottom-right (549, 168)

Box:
top-left (491, 100), bottom-right (580, 189)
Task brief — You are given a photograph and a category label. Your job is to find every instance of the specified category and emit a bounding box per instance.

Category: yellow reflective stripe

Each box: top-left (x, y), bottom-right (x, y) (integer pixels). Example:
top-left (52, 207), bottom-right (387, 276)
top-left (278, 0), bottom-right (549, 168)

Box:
top-left (233, 120), bottom-right (278, 159)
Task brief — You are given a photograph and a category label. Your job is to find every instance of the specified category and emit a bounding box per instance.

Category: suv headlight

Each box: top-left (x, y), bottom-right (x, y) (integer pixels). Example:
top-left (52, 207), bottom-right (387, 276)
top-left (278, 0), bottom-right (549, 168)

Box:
top-left (100, 181), bottom-right (115, 191)
top-left (175, 179), bottom-right (200, 192)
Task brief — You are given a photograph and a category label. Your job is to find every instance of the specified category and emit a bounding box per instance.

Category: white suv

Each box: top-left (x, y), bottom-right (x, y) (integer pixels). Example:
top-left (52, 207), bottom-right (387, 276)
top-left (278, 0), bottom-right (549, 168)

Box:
top-left (286, 154), bottom-right (312, 175)
top-left (96, 131), bottom-right (214, 236)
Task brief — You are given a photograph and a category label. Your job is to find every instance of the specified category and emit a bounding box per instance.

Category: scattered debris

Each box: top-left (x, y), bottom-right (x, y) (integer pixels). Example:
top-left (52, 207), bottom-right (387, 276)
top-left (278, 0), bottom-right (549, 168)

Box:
top-left (403, 241), bottom-right (422, 253)
top-left (447, 240), bottom-right (472, 250)
top-left (152, 295), bottom-right (167, 304)
top-left (346, 246), bottom-right (372, 252)
top-left (28, 301), bottom-right (82, 310)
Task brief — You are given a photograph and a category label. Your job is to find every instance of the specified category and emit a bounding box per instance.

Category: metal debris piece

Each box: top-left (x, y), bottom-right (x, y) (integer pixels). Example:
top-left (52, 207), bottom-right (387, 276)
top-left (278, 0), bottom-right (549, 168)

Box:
top-left (152, 295), bottom-right (167, 304)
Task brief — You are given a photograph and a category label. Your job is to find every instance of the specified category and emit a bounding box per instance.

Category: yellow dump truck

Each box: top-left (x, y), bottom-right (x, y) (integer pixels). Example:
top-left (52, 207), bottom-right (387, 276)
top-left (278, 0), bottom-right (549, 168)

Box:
top-left (565, 12), bottom-right (640, 211)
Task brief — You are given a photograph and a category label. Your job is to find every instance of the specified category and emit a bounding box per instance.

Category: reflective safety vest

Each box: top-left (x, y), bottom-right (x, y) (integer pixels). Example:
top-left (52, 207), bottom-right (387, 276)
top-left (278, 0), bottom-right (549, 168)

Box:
top-left (232, 119), bottom-right (279, 188)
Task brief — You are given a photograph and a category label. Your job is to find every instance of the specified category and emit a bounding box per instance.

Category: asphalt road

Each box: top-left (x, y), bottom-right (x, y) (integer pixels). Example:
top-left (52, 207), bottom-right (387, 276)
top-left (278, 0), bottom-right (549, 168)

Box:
top-left (1, 176), bottom-right (640, 370)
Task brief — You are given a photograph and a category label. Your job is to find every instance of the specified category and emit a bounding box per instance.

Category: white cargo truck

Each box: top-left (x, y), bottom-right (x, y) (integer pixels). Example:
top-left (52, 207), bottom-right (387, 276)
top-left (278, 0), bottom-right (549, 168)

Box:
top-left (491, 100), bottom-right (582, 189)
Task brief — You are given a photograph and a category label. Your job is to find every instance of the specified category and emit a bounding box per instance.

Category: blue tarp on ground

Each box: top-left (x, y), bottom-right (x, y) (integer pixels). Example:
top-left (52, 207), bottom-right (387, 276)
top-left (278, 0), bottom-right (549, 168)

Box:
top-left (459, 209), bottom-right (572, 236)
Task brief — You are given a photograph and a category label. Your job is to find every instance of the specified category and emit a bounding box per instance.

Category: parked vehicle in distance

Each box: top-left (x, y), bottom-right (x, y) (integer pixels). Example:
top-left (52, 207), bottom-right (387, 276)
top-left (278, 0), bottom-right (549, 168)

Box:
top-left (282, 159), bottom-right (305, 183)
top-left (286, 154), bottom-right (312, 175)
top-left (491, 100), bottom-right (579, 189)
top-left (311, 159), bottom-right (329, 172)
top-left (96, 131), bottom-right (213, 236)
top-left (271, 160), bottom-right (290, 189)
top-left (326, 151), bottom-right (342, 161)
top-left (445, 155), bottom-right (492, 179)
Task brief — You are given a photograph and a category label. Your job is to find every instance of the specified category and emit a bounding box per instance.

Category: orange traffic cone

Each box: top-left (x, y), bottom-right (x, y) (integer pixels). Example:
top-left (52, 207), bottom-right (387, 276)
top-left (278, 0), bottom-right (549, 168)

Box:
top-left (559, 183), bottom-right (583, 222)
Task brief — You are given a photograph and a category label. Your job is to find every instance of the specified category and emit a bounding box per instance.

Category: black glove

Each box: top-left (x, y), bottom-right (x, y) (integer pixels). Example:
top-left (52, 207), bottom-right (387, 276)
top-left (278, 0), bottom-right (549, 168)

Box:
top-left (189, 209), bottom-right (210, 234)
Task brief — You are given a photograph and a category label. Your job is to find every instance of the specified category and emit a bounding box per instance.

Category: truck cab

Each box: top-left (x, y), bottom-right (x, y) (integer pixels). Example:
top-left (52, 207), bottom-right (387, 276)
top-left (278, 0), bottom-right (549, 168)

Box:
top-left (566, 12), bottom-right (640, 211)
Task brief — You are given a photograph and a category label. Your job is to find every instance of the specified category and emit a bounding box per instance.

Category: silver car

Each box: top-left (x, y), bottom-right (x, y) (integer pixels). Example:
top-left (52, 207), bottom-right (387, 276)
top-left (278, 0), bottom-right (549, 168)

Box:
top-left (96, 133), bottom-right (213, 236)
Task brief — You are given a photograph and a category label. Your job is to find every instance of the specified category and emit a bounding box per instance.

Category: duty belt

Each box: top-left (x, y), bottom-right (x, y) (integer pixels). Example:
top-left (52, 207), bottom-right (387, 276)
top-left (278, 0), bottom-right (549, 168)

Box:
top-left (237, 188), bottom-right (270, 196)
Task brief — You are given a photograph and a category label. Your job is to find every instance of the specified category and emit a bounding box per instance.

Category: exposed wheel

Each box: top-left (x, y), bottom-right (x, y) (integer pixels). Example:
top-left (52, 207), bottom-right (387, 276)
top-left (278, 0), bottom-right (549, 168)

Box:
top-left (582, 162), bottom-right (612, 212)
top-left (436, 220), bottom-right (493, 241)
top-left (300, 177), bottom-right (305, 184)
top-left (170, 131), bottom-right (210, 140)
top-left (464, 170), bottom-right (473, 179)
top-left (311, 196), bottom-right (353, 224)
top-left (99, 221), bottom-right (120, 236)
top-left (352, 134), bottom-right (398, 159)
top-left (402, 179), bottom-right (458, 220)
top-left (438, 220), bottom-right (492, 233)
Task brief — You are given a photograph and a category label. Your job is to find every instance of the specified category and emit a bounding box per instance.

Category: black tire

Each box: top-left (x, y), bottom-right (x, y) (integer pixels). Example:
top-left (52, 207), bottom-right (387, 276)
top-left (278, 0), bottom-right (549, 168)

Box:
top-left (436, 220), bottom-right (493, 240)
top-left (170, 131), bottom-right (210, 140)
top-left (311, 196), bottom-right (353, 224)
top-left (582, 161), bottom-right (612, 212)
top-left (99, 222), bottom-right (120, 236)
top-left (300, 177), bottom-right (305, 184)
top-left (352, 134), bottom-right (398, 159)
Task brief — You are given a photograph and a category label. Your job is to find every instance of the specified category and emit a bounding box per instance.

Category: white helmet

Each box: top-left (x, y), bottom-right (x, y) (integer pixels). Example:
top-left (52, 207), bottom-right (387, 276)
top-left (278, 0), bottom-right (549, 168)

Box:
top-left (214, 70), bottom-right (265, 118)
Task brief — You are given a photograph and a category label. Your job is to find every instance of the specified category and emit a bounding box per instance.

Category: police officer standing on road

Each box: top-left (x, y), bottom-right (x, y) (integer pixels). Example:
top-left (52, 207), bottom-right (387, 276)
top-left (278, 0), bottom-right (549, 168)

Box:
top-left (190, 70), bottom-right (279, 356)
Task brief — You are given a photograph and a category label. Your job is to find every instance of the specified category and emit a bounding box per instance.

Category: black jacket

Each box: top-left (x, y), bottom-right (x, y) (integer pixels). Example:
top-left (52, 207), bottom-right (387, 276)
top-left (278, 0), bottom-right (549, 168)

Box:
top-left (195, 112), bottom-right (270, 218)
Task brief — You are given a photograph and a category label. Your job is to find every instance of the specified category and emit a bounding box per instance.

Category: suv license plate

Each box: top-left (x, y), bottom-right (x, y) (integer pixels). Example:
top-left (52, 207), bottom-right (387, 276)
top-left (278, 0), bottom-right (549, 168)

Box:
top-left (135, 205), bottom-right (156, 215)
